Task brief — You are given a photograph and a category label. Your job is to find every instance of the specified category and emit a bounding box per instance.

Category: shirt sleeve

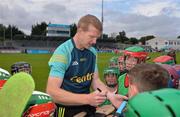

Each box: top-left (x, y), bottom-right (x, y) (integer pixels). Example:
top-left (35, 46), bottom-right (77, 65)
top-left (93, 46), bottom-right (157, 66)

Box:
top-left (48, 46), bottom-right (69, 79)
top-left (90, 47), bottom-right (98, 72)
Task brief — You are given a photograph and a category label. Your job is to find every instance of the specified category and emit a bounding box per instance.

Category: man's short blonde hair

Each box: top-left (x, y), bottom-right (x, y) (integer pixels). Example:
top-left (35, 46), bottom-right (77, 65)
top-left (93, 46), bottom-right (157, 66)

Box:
top-left (77, 14), bottom-right (102, 32)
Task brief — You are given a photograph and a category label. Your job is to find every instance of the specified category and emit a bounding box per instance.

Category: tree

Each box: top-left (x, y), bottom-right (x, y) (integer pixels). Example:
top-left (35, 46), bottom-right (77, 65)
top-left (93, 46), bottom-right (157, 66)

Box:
top-left (177, 36), bottom-right (180, 39)
top-left (129, 37), bottom-right (139, 44)
top-left (116, 30), bottom-right (128, 43)
top-left (11, 25), bottom-right (24, 37)
top-left (0, 24), bottom-right (6, 38)
top-left (139, 35), bottom-right (155, 45)
top-left (31, 22), bottom-right (47, 36)
top-left (5, 25), bottom-right (24, 39)
top-left (119, 30), bottom-right (126, 42)
top-left (0, 24), bottom-right (24, 39)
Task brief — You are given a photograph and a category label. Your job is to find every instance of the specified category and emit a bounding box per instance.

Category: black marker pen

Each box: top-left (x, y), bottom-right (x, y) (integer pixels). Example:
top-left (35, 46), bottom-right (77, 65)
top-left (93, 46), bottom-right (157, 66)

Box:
top-left (97, 88), bottom-right (102, 92)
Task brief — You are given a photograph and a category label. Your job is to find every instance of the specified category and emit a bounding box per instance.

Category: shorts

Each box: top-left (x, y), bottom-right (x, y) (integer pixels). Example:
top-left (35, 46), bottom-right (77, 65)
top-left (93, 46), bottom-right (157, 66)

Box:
top-left (54, 104), bottom-right (96, 117)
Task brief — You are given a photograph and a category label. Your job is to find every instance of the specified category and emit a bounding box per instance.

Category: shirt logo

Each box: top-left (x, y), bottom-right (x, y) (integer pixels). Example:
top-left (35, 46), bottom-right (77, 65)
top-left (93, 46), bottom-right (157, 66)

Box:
top-left (70, 73), bottom-right (94, 83)
top-left (72, 61), bottom-right (79, 66)
top-left (80, 58), bottom-right (87, 62)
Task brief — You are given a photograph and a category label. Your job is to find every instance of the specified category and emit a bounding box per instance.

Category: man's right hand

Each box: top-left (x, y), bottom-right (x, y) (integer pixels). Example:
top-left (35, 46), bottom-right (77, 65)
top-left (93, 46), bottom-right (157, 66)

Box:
top-left (87, 90), bottom-right (107, 107)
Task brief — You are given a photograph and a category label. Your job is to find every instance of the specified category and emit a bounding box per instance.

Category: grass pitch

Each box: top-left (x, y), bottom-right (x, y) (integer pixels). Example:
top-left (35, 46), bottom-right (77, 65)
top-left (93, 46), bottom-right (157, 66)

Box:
top-left (0, 52), bottom-right (179, 92)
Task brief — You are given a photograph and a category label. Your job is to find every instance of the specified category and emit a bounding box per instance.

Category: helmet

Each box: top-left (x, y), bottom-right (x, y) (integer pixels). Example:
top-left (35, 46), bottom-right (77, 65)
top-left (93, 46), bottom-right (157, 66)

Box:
top-left (173, 65), bottom-right (180, 77)
top-left (118, 56), bottom-right (125, 71)
top-left (11, 62), bottom-right (32, 75)
top-left (153, 55), bottom-right (175, 65)
top-left (118, 56), bottom-right (124, 63)
top-left (103, 67), bottom-right (120, 88)
top-left (109, 56), bottom-right (119, 68)
top-left (103, 67), bottom-right (120, 77)
top-left (124, 46), bottom-right (148, 61)
top-left (123, 46), bottom-right (148, 70)
top-left (23, 91), bottom-right (56, 117)
top-left (124, 88), bottom-right (180, 117)
top-left (167, 49), bottom-right (176, 57)
top-left (0, 68), bottom-right (11, 89)
top-left (160, 64), bottom-right (179, 88)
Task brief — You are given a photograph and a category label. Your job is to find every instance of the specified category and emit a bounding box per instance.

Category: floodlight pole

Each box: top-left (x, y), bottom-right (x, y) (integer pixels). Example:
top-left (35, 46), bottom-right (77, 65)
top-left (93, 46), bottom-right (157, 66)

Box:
top-left (101, 0), bottom-right (104, 39)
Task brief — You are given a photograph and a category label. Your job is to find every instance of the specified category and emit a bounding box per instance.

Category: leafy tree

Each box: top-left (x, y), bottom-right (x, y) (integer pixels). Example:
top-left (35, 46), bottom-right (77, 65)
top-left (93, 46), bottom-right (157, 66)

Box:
top-left (0, 24), bottom-right (24, 39)
top-left (116, 30), bottom-right (128, 43)
top-left (139, 35), bottom-right (155, 45)
top-left (0, 24), bottom-right (6, 38)
top-left (11, 25), bottom-right (24, 37)
top-left (177, 35), bottom-right (180, 39)
top-left (31, 22), bottom-right (47, 36)
top-left (5, 25), bottom-right (24, 39)
top-left (129, 37), bottom-right (139, 44)
top-left (119, 30), bottom-right (126, 43)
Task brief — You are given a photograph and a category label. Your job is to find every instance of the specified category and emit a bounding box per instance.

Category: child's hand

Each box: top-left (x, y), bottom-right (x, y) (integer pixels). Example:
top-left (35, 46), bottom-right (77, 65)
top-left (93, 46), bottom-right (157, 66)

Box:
top-left (106, 92), bottom-right (128, 108)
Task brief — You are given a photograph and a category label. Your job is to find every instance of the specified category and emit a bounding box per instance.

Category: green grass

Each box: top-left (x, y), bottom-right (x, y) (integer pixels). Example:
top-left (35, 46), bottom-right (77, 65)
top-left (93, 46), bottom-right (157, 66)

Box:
top-left (0, 54), bottom-right (51, 92)
top-left (0, 52), bottom-right (179, 92)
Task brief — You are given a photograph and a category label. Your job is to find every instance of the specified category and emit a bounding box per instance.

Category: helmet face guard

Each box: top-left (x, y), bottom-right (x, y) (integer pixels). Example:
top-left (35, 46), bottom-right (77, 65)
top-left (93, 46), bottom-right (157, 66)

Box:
top-left (109, 56), bottom-right (119, 68)
top-left (103, 67), bottom-right (120, 87)
top-left (123, 49), bottom-right (148, 71)
top-left (124, 56), bottom-right (139, 71)
top-left (167, 50), bottom-right (176, 57)
top-left (118, 56), bottom-right (125, 71)
top-left (104, 74), bottom-right (118, 88)
top-left (11, 62), bottom-right (32, 75)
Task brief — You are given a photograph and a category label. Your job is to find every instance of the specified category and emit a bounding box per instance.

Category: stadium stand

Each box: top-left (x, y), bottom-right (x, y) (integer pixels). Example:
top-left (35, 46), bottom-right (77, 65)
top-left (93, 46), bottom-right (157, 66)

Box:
top-left (1, 34), bottom-right (151, 53)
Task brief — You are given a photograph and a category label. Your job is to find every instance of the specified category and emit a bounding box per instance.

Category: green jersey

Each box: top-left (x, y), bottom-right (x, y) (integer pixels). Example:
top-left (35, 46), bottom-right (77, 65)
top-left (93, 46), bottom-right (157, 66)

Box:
top-left (118, 73), bottom-right (128, 96)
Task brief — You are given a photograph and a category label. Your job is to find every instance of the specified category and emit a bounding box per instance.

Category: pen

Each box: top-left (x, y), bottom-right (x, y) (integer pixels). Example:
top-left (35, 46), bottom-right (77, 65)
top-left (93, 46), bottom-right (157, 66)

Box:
top-left (97, 88), bottom-right (102, 92)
